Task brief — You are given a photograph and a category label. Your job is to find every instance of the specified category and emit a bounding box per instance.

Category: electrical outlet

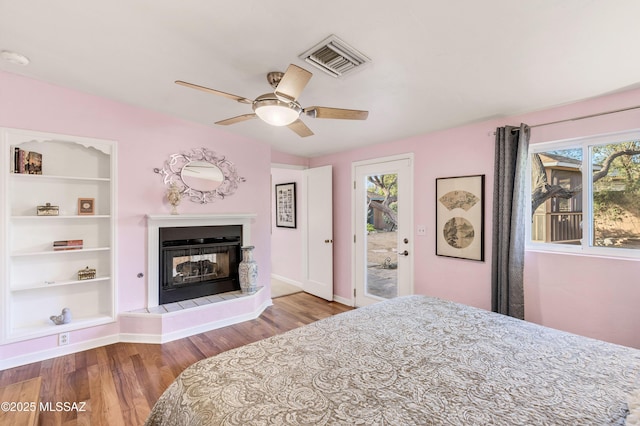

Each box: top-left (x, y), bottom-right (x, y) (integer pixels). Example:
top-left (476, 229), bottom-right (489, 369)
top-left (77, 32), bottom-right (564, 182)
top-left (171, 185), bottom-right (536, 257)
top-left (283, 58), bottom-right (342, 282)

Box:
top-left (417, 225), bottom-right (426, 236)
top-left (58, 332), bottom-right (70, 346)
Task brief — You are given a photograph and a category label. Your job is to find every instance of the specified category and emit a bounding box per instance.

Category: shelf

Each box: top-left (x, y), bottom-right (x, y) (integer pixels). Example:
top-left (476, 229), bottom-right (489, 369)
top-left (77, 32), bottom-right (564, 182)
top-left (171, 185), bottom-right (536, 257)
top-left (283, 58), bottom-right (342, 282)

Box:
top-left (11, 247), bottom-right (111, 257)
top-left (2, 127), bottom-right (117, 346)
top-left (7, 315), bottom-right (115, 342)
top-left (11, 276), bottom-right (111, 292)
top-left (11, 215), bottom-right (111, 220)
top-left (10, 173), bottom-right (110, 182)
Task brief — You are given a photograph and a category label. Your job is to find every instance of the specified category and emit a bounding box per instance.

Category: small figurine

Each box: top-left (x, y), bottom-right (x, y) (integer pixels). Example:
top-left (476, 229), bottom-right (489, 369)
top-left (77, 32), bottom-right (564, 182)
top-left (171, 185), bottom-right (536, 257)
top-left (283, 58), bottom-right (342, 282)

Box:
top-left (50, 308), bottom-right (72, 325)
top-left (166, 183), bottom-right (182, 215)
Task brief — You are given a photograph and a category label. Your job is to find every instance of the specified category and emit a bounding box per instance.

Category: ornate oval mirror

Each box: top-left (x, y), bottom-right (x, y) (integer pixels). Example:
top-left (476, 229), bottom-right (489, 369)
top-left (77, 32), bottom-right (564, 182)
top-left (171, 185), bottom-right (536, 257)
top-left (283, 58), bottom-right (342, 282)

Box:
top-left (181, 160), bottom-right (225, 191)
top-left (154, 147), bottom-right (245, 203)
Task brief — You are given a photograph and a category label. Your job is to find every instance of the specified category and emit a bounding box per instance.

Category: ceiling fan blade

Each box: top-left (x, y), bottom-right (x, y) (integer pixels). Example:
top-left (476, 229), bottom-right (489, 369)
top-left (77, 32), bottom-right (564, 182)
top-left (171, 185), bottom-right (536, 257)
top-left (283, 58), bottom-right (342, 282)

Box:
top-left (304, 106), bottom-right (369, 120)
top-left (274, 64), bottom-right (312, 102)
top-left (175, 80), bottom-right (253, 104)
top-left (287, 119), bottom-right (314, 137)
top-left (215, 114), bottom-right (257, 125)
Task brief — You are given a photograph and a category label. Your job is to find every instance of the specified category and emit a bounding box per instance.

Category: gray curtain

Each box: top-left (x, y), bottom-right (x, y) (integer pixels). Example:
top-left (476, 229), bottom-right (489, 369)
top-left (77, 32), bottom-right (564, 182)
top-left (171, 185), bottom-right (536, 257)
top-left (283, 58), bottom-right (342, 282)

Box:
top-left (492, 123), bottom-right (530, 319)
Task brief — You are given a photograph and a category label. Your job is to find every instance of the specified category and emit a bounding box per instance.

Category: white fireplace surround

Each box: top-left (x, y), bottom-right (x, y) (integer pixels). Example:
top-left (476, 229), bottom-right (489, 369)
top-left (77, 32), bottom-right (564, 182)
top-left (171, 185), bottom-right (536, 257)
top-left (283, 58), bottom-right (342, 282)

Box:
top-left (146, 213), bottom-right (256, 308)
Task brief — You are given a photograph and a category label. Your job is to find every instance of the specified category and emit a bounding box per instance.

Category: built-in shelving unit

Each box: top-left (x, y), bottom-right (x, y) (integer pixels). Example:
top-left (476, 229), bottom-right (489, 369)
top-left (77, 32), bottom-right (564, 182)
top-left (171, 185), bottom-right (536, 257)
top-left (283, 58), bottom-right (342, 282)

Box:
top-left (0, 127), bottom-right (117, 343)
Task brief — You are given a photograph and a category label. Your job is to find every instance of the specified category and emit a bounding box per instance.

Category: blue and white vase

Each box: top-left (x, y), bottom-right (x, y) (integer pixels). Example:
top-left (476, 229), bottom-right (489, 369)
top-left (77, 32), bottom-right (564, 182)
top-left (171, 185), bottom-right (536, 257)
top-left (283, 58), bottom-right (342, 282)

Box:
top-left (238, 246), bottom-right (258, 294)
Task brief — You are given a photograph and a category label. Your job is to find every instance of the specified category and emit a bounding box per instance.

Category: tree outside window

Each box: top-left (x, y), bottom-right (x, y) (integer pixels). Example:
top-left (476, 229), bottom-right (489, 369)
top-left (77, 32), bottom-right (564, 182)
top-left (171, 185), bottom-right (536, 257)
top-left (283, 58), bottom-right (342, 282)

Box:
top-left (529, 131), bottom-right (640, 254)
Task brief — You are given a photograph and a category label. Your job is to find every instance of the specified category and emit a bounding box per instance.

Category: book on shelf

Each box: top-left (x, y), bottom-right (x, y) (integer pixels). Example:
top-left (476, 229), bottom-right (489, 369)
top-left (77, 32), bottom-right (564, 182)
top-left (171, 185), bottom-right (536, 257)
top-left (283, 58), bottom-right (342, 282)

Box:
top-left (11, 146), bottom-right (43, 174)
top-left (53, 239), bottom-right (84, 251)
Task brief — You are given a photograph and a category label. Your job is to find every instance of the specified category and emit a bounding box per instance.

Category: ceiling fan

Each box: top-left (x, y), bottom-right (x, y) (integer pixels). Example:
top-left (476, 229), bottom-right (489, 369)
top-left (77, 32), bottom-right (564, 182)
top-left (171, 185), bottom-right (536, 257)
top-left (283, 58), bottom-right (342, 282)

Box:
top-left (175, 64), bottom-right (368, 137)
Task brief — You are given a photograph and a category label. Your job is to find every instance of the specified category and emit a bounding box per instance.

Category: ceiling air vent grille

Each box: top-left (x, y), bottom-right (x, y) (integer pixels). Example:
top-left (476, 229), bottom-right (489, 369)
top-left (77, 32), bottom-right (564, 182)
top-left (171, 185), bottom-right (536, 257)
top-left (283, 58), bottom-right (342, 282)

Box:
top-left (299, 35), bottom-right (371, 78)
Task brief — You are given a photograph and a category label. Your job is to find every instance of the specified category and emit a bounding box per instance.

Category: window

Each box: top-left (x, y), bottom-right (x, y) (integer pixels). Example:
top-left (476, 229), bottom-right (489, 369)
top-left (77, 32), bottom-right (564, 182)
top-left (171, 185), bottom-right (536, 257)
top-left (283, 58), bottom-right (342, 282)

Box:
top-left (528, 130), bottom-right (640, 256)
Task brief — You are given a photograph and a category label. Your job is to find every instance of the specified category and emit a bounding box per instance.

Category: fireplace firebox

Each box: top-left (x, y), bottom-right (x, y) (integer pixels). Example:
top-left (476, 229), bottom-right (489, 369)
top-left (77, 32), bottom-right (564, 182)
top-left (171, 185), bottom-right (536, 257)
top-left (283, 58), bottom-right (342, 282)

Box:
top-left (159, 225), bottom-right (242, 305)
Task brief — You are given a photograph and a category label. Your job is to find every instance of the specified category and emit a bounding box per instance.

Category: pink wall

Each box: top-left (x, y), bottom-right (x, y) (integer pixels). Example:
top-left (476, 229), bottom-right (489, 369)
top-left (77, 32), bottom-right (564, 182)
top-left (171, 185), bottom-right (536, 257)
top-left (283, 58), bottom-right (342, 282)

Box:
top-left (310, 88), bottom-right (640, 349)
top-left (271, 150), bottom-right (310, 168)
top-left (0, 71), bottom-right (272, 359)
top-left (1, 69), bottom-right (638, 357)
top-left (270, 167), bottom-right (304, 285)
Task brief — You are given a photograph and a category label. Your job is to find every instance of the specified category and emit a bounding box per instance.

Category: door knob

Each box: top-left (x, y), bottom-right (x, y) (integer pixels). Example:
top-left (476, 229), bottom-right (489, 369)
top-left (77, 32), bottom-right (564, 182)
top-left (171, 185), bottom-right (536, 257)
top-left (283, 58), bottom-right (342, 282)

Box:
top-left (400, 250), bottom-right (409, 256)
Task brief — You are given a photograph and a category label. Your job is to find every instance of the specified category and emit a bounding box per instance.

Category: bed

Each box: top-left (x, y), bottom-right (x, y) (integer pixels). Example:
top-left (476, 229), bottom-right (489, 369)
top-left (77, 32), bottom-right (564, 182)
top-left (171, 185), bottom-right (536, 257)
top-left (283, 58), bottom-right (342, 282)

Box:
top-left (145, 295), bottom-right (640, 425)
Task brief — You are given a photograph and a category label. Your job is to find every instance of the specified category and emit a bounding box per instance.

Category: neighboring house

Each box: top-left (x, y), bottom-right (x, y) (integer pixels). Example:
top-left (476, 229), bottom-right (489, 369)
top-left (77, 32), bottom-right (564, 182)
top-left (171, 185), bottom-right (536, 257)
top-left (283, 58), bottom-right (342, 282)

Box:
top-left (532, 152), bottom-right (633, 244)
top-left (532, 153), bottom-right (583, 243)
top-left (367, 193), bottom-right (388, 231)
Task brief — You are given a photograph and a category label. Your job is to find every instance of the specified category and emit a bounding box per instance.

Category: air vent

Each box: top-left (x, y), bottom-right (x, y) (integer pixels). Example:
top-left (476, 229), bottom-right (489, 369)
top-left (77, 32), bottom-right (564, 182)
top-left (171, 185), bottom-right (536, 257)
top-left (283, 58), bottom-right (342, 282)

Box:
top-left (298, 35), bottom-right (371, 78)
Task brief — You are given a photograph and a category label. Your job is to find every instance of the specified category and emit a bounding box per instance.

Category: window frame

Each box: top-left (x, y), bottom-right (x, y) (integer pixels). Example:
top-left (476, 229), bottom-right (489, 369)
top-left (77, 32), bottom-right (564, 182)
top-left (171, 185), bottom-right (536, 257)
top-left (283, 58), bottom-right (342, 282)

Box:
top-left (526, 128), bottom-right (640, 259)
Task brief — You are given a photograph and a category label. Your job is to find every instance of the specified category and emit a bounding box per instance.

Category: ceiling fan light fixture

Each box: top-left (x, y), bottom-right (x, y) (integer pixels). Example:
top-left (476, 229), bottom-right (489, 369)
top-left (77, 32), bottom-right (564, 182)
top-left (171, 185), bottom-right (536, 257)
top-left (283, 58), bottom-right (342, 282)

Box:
top-left (0, 50), bottom-right (30, 66)
top-left (253, 97), bottom-right (301, 126)
top-left (177, 63), bottom-right (368, 137)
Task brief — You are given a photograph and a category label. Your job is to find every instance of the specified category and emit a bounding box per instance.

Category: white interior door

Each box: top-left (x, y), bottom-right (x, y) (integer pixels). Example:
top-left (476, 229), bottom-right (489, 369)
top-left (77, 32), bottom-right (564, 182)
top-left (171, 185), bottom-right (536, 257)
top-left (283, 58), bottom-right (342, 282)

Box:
top-left (303, 165), bottom-right (333, 300)
top-left (353, 155), bottom-right (413, 307)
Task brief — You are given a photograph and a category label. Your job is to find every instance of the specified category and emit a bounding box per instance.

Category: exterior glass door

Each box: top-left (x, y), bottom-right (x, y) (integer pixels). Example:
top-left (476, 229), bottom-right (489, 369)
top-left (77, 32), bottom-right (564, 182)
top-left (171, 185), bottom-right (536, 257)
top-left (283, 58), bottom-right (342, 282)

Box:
top-left (354, 156), bottom-right (413, 307)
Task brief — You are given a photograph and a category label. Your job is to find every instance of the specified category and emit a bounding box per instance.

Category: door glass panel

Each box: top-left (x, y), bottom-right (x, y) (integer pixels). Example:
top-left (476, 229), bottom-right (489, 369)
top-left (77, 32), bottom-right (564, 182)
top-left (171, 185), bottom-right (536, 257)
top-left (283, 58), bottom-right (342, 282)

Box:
top-left (365, 173), bottom-right (398, 299)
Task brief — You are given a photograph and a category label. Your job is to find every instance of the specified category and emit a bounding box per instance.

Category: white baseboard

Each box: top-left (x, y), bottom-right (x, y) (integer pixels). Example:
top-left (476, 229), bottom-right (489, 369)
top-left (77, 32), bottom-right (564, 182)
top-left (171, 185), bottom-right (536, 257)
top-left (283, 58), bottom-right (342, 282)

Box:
top-left (1, 299), bottom-right (273, 370)
top-left (271, 274), bottom-right (351, 306)
top-left (0, 334), bottom-right (119, 371)
top-left (1, 290), bottom-right (349, 370)
top-left (332, 294), bottom-right (353, 306)
top-left (270, 273), bottom-right (303, 288)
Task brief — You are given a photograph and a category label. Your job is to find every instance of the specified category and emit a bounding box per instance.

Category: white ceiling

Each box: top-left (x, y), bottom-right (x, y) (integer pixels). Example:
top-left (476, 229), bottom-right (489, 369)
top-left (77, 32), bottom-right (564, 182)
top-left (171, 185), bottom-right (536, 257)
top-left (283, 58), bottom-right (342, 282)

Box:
top-left (2, 1), bottom-right (640, 158)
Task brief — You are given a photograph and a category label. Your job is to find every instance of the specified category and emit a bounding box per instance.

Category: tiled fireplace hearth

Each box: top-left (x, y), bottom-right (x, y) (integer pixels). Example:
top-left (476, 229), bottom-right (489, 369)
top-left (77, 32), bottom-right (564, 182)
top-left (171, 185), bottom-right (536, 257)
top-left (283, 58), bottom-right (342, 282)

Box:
top-left (118, 213), bottom-right (271, 344)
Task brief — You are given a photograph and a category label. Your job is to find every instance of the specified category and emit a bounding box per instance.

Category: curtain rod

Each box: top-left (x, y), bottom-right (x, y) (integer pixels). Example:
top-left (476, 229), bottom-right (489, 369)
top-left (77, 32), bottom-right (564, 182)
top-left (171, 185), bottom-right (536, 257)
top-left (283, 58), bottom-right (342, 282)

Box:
top-left (529, 104), bottom-right (640, 129)
top-left (494, 104), bottom-right (640, 135)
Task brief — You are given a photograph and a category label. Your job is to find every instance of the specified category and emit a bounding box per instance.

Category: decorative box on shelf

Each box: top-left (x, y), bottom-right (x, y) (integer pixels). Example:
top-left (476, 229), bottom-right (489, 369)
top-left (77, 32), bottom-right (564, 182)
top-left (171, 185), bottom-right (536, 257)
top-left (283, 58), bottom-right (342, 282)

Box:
top-left (78, 266), bottom-right (96, 280)
top-left (37, 203), bottom-right (59, 216)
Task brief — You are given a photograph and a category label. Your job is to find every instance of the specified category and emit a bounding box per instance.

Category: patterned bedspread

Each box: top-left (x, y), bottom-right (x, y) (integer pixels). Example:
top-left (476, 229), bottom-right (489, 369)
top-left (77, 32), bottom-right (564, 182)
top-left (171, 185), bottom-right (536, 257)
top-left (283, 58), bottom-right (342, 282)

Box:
top-left (145, 296), bottom-right (640, 425)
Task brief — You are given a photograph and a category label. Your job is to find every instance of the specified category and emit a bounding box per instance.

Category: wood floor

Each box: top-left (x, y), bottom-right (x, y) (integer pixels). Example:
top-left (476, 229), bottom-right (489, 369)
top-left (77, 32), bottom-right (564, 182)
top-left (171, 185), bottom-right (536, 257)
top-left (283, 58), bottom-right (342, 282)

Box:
top-left (0, 293), bottom-right (353, 426)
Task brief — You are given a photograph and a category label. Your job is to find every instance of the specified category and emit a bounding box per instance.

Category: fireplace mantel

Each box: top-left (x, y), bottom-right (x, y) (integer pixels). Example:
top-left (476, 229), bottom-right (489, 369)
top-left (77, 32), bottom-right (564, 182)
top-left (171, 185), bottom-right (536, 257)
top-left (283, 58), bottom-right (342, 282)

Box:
top-left (147, 213), bottom-right (257, 228)
top-left (146, 213), bottom-right (257, 308)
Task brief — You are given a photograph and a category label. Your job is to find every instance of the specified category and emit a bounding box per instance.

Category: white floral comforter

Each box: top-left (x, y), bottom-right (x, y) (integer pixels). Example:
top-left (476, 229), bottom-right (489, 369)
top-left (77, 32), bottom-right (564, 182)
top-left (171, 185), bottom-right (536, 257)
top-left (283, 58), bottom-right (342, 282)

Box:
top-left (145, 296), bottom-right (640, 425)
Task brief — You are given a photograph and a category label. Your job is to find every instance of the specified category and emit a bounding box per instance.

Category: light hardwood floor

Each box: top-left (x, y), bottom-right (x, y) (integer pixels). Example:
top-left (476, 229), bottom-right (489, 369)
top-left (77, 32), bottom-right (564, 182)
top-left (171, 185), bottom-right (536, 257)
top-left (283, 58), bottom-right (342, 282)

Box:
top-left (0, 293), bottom-right (353, 426)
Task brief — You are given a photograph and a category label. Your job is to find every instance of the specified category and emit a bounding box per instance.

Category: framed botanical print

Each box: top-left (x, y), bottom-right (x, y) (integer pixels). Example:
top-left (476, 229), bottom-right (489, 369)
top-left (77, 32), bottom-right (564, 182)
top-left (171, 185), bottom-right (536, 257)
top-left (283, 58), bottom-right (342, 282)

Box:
top-left (275, 183), bottom-right (296, 228)
top-left (435, 175), bottom-right (484, 261)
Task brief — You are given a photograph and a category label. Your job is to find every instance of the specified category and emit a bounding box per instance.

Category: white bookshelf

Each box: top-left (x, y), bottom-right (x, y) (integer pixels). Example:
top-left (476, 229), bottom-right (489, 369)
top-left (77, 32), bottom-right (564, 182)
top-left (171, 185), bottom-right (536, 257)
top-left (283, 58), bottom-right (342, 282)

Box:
top-left (1, 127), bottom-right (117, 343)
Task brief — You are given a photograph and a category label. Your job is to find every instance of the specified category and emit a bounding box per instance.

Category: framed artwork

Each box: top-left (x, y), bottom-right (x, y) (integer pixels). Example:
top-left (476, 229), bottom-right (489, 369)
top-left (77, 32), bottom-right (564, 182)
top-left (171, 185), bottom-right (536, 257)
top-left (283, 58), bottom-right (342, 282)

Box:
top-left (435, 174), bottom-right (484, 261)
top-left (275, 183), bottom-right (296, 228)
top-left (78, 198), bottom-right (95, 215)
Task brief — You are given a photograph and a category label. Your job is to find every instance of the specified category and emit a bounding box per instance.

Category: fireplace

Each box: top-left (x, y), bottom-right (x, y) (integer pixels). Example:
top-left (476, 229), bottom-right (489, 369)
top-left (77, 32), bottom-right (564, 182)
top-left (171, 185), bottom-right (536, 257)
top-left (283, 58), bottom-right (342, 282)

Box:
top-left (159, 225), bottom-right (242, 305)
top-left (146, 213), bottom-right (256, 309)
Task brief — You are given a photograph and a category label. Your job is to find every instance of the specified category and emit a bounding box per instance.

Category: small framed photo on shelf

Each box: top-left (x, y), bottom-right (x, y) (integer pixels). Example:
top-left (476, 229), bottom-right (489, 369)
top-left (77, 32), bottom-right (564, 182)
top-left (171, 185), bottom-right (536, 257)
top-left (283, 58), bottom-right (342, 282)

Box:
top-left (275, 182), bottom-right (296, 228)
top-left (78, 198), bottom-right (95, 215)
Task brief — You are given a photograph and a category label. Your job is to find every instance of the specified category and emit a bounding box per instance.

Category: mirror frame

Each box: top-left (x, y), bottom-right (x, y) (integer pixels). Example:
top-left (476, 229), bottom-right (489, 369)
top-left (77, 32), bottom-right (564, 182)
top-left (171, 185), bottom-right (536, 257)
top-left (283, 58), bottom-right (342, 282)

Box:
top-left (154, 147), bottom-right (245, 204)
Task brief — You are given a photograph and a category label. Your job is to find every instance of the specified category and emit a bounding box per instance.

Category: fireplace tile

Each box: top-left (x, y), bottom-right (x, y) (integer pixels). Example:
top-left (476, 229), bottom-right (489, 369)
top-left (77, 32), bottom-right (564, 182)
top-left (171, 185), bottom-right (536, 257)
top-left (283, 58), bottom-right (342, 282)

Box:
top-left (148, 305), bottom-right (168, 314)
top-left (163, 302), bottom-right (183, 313)
top-left (124, 288), bottom-right (265, 316)
top-left (177, 300), bottom-right (198, 309)
top-left (193, 296), bottom-right (214, 306)
top-left (219, 291), bottom-right (243, 300)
